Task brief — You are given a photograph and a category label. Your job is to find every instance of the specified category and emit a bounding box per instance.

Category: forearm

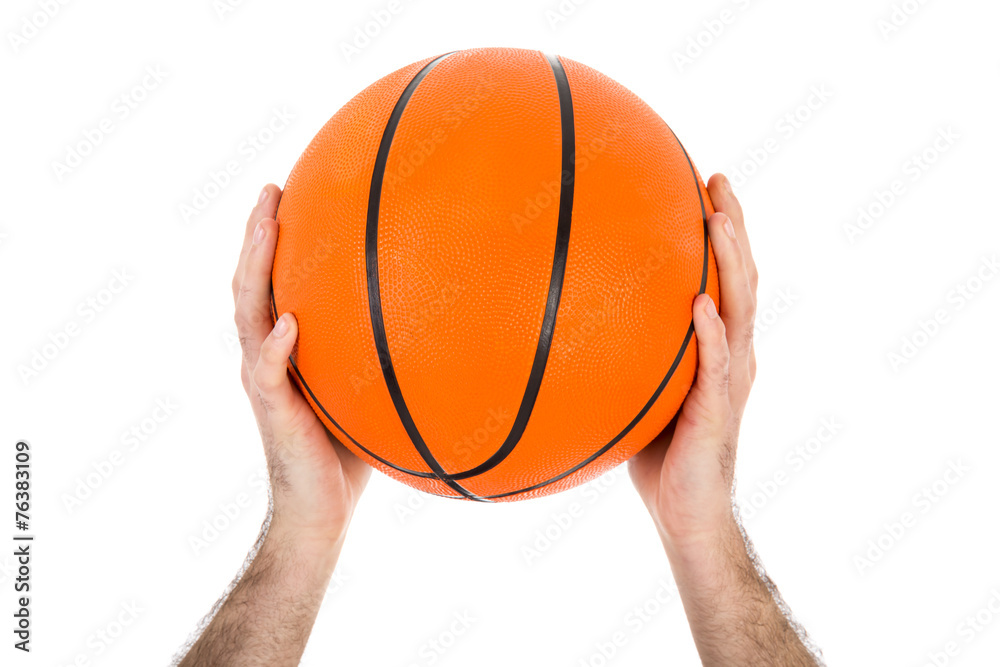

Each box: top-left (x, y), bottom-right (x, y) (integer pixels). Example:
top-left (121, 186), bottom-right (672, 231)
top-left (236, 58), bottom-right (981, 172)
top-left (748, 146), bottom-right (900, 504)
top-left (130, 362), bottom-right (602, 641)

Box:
top-left (662, 518), bottom-right (820, 666)
top-left (178, 517), bottom-right (343, 667)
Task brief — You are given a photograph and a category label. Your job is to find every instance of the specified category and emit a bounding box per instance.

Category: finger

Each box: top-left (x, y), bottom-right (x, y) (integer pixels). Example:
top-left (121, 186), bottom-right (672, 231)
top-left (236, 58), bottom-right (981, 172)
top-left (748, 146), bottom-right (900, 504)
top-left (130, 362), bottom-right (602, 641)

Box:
top-left (707, 212), bottom-right (754, 393)
top-left (252, 313), bottom-right (300, 421)
top-left (233, 184), bottom-right (281, 302)
top-left (235, 217), bottom-right (278, 369)
top-left (707, 174), bottom-right (757, 295)
top-left (241, 359), bottom-right (251, 397)
top-left (683, 294), bottom-right (731, 426)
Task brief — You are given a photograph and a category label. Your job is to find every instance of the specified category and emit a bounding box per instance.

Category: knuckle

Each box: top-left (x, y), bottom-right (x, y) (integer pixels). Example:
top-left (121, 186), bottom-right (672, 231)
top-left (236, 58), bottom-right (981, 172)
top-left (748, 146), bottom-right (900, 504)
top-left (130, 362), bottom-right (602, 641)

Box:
top-left (235, 302), bottom-right (268, 332)
top-left (239, 336), bottom-right (255, 365)
top-left (258, 337), bottom-right (278, 365)
top-left (705, 345), bottom-right (729, 378)
top-left (713, 315), bottom-right (727, 339)
top-left (720, 339), bottom-right (731, 363)
top-left (717, 323), bottom-right (731, 349)
top-left (251, 360), bottom-right (271, 390)
top-left (234, 305), bottom-right (253, 333)
top-left (717, 369), bottom-right (731, 395)
top-left (249, 306), bottom-right (268, 328)
top-left (740, 322), bottom-right (756, 352)
top-left (730, 370), bottom-right (752, 397)
top-left (255, 391), bottom-right (277, 414)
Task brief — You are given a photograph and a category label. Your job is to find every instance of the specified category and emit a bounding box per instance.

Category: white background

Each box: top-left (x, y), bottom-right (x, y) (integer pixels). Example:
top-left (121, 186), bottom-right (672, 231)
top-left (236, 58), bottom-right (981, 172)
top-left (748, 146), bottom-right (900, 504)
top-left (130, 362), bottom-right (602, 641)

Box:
top-left (1, 0), bottom-right (998, 665)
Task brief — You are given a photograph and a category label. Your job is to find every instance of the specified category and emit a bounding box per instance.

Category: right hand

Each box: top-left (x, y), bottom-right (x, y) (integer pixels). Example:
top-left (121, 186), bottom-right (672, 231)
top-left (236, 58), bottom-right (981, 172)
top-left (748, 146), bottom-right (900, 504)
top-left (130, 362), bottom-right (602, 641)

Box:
top-left (629, 174), bottom-right (758, 550)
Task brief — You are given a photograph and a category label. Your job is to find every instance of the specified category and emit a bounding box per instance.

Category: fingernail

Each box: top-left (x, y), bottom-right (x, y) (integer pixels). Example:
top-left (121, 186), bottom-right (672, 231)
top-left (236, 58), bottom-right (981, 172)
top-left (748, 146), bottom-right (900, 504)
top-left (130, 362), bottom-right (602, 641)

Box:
top-left (258, 186), bottom-right (269, 205)
top-left (253, 222), bottom-right (266, 245)
top-left (723, 177), bottom-right (733, 195)
top-left (723, 217), bottom-right (736, 239)
top-left (273, 315), bottom-right (288, 337)
top-left (705, 297), bottom-right (718, 319)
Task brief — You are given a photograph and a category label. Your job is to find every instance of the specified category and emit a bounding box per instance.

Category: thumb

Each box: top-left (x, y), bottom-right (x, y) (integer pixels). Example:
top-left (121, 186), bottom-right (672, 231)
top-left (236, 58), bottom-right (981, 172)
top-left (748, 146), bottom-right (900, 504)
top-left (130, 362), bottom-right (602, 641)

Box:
top-left (252, 313), bottom-right (307, 432)
top-left (679, 294), bottom-right (731, 432)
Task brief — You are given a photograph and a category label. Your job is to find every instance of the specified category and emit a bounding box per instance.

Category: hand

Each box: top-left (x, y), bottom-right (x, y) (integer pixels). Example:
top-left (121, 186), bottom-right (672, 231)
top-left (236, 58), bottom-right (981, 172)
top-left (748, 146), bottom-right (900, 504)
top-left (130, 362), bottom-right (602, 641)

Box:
top-left (629, 173), bottom-right (757, 549)
top-left (233, 184), bottom-right (371, 549)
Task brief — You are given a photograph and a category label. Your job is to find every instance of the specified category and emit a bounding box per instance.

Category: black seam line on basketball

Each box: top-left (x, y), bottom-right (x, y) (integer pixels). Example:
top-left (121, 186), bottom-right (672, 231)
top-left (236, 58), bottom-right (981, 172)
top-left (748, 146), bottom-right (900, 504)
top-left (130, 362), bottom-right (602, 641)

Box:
top-left (437, 52), bottom-right (576, 482)
top-left (269, 289), bottom-right (439, 479)
top-left (265, 196), bottom-right (439, 481)
top-left (479, 130), bottom-right (711, 499)
top-left (364, 52), bottom-right (487, 502)
top-left (665, 124), bottom-right (710, 294)
top-left (483, 321), bottom-right (695, 499)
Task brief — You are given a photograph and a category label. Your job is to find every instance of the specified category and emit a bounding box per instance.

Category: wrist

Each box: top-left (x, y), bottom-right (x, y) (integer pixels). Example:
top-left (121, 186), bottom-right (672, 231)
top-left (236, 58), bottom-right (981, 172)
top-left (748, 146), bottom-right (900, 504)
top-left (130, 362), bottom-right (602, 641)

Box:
top-left (654, 494), bottom-right (736, 554)
top-left (659, 510), bottom-right (744, 576)
top-left (659, 515), bottom-right (764, 613)
top-left (264, 510), bottom-right (347, 579)
top-left (269, 489), bottom-right (357, 550)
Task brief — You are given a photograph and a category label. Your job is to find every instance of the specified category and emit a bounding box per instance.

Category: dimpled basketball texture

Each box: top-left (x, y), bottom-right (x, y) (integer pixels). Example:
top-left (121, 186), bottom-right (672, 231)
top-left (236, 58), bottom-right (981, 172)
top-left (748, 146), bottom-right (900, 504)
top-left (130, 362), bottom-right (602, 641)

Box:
top-left (271, 48), bottom-right (718, 501)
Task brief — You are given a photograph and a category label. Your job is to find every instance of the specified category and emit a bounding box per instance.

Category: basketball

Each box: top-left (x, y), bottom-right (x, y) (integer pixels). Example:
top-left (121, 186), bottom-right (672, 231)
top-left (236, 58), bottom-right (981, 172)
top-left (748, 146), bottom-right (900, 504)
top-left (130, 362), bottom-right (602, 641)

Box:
top-left (271, 47), bottom-right (718, 502)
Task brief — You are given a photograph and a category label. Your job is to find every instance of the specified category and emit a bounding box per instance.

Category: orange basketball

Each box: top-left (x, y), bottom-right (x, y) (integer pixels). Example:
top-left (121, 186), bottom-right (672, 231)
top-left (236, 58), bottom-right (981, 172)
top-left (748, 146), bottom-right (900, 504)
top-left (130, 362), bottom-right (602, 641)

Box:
top-left (271, 48), bottom-right (718, 501)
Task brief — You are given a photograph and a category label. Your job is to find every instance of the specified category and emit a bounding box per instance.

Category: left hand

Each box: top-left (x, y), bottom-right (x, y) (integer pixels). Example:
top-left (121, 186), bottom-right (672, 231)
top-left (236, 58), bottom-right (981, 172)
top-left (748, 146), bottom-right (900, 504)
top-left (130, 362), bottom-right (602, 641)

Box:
top-left (629, 173), bottom-right (758, 549)
top-left (233, 184), bottom-right (371, 549)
